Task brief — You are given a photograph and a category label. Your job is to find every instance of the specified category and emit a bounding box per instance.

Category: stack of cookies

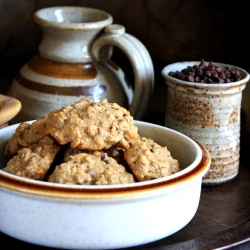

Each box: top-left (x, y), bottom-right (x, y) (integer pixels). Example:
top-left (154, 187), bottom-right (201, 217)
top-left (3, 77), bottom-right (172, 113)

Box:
top-left (3, 98), bottom-right (180, 185)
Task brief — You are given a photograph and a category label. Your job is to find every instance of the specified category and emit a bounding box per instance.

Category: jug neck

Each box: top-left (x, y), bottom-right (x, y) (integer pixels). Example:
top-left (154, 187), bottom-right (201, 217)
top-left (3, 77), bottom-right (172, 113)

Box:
top-left (38, 27), bottom-right (105, 63)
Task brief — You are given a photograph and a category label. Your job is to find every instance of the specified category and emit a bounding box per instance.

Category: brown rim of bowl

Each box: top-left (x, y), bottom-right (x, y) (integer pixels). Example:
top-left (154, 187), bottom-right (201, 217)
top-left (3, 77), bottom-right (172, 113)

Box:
top-left (0, 141), bottom-right (211, 199)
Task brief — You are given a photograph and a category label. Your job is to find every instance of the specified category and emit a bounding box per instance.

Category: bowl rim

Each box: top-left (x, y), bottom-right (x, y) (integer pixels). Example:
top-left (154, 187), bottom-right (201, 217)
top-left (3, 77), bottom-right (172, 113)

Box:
top-left (0, 120), bottom-right (211, 199)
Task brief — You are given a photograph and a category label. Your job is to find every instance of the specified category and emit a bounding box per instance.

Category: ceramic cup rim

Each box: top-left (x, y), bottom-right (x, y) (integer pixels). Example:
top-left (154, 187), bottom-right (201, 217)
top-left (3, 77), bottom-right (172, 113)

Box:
top-left (33, 6), bottom-right (113, 29)
top-left (161, 61), bottom-right (250, 88)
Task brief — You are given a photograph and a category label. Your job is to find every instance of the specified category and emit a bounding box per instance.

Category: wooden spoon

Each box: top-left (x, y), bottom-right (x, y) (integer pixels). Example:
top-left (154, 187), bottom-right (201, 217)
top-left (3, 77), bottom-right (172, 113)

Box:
top-left (0, 94), bottom-right (21, 128)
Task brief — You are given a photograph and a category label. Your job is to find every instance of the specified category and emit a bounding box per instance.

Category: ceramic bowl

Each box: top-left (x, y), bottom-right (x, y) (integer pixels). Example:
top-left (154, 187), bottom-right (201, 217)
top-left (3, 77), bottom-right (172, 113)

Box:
top-left (0, 121), bottom-right (210, 249)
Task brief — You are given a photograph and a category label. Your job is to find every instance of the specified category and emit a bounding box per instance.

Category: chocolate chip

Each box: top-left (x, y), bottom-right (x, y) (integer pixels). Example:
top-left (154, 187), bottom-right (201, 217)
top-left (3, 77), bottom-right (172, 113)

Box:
top-left (188, 75), bottom-right (194, 82)
top-left (101, 153), bottom-right (109, 164)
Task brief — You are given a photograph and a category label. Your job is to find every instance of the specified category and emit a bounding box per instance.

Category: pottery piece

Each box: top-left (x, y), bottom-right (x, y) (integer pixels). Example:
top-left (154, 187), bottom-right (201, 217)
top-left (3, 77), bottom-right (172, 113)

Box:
top-left (8, 6), bottom-right (154, 123)
top-left (0, 121), bottom-right (210, 249)
top-left (162, 61), bottom-right (249, 185)
top-left (0, 94), bottom-right (21, 128)
top-left (242, 82), bottom-right (250, 131)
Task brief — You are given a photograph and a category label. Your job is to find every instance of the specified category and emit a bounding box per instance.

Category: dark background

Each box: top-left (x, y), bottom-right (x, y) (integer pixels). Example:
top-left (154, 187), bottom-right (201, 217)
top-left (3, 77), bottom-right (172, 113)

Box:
top-left (1, 0), bottom-right (250, 128)
top-left (1, 2), bottom-right (250, 249)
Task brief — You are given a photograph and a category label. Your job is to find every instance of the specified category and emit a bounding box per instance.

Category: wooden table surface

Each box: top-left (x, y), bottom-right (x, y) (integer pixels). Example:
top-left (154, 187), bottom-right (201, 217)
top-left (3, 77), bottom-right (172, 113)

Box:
top-left (1, 112), bottom-right (250, 250)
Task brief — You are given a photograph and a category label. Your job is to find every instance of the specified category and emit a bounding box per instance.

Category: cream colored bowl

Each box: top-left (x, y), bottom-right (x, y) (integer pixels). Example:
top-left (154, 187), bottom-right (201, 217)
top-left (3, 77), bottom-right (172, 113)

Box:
top-left (0, 121), bottom-right (210, 249)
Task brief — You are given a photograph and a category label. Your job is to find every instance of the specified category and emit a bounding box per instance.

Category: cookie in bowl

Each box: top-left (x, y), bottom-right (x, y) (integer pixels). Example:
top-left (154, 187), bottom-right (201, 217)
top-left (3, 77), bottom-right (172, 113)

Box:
top-left (2, 98), bottom-right (181, 184)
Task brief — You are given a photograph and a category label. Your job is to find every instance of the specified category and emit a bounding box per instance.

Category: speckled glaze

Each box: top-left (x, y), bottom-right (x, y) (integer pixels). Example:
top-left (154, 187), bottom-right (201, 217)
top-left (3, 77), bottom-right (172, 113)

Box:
top-left (0, 121), bottom-right (210, 249)
top-left (8, 6), bottom-right (154, 123)
top-left (162, 61), bottom-right (250, 185)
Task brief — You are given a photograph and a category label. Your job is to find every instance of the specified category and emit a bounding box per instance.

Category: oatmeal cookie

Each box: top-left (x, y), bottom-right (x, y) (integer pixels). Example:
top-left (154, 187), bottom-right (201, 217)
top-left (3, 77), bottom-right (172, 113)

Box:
top-left (4, 114), bottom-right (49, 158)
top-left (48, 151), bottom-right (135, 185)
top-left (124, 137), bottom-right (180, 181)
top-left (45, 98), bottom-right (139, 151)
top-left (3, 136), bottom-right (61, 180)
top-left (63, 145), bottom-right (126, 166)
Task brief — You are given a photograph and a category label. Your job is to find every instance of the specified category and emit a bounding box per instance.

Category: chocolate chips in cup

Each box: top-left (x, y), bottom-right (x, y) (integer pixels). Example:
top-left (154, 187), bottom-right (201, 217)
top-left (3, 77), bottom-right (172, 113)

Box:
top-left (168, 59), bottom-right (242, 83)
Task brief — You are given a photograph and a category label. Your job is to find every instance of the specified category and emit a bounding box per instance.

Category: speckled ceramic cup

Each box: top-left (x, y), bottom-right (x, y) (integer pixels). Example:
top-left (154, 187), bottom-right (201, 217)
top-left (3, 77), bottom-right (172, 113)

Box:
top-left (162, 61), bottom-right (250, 185)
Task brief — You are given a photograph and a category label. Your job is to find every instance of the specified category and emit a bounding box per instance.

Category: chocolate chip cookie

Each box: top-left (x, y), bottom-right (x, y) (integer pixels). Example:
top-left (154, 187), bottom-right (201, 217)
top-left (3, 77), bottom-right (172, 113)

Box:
top-left (124, 137), bottom-right (180, 181)
top-left (48, 151), bottom-right (135, 185)
top-left (45, 98), bottom-right (139, 150)
top-left (3, 136), bottom-right (61, 180)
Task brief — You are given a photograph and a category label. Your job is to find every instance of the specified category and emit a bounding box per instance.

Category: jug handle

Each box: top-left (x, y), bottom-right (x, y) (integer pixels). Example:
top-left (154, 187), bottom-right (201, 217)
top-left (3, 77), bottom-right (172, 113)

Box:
top-left (91, 24), bottom-right (154, 120)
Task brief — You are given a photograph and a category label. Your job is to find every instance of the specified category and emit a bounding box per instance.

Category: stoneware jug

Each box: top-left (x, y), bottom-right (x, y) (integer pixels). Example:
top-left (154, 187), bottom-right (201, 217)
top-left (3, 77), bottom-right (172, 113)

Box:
top-left (8, 6), bottom-right (154, 123)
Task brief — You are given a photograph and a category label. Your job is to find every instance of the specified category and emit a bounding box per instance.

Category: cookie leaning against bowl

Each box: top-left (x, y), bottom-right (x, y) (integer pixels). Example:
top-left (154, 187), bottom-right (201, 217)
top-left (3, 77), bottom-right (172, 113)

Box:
top-left (44, 98), bottom-right (139, 151)
top-left (124, 137), bottom-right (180, 181)
top-left (3, 98), bottom-right (91, 157)
top-left (4, 113), bottom-right (50, 158)
top-left (3, 136), bottom-right (61, 180)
